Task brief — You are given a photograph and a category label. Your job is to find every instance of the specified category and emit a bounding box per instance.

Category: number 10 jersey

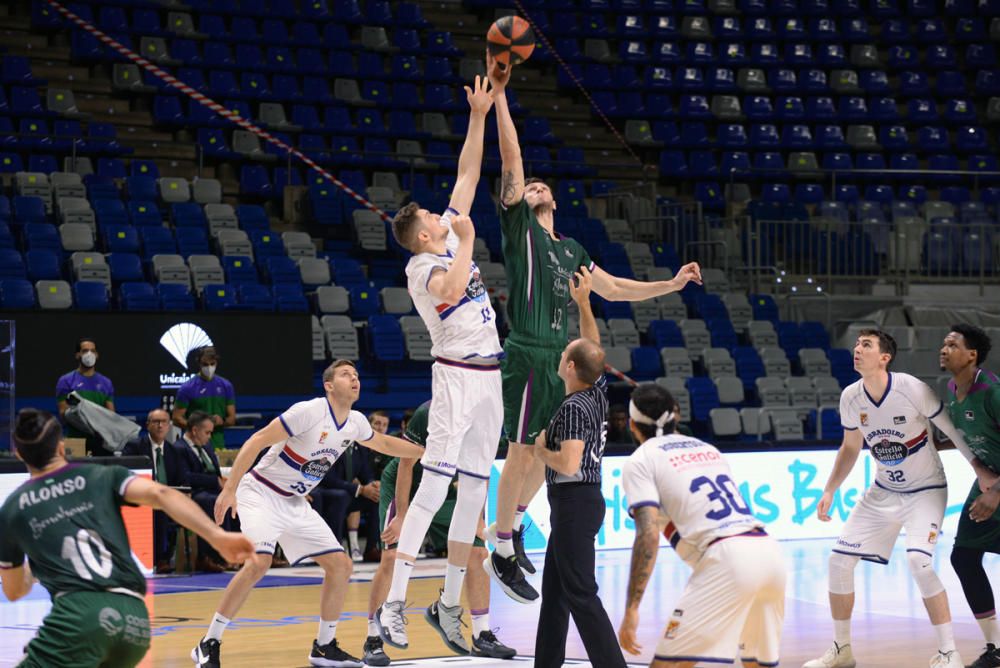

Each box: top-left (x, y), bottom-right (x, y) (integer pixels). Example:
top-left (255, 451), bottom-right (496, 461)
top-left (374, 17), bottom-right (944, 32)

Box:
top-left (623, 434), bottom-right (764, 567)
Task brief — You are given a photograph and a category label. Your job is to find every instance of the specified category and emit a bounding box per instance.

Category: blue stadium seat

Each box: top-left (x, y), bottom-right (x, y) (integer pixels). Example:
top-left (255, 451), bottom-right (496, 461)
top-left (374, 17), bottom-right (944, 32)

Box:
top-left (351, 286), bottom-right (379, 319)
top-left (263, 256), bottom-right (300, 285)
top-left (223, 256), bottom-right (258, 286)
top-left (274, 283), bottom-right (309, 312)
top-left (368, 314), bottom-right (405, 362)
top-left (238, 283), bottom-right (274, 311)
top-left (108, 253), bottom-right (144, 284)
top-left (25, 249), bottom-right (61, 281)
top-left (1, 279), bottom-right (37, 309)
top-left (74, 281), bottom-right (109, 311)
top-left (139, 226), bottom-right (176, 259)
top-left (631, 347), bottom-right (664, 380)
top-left (649, 320), bottom-right (685, 348)
top-left (203, 284), bottom-right (237, 311)
top-left (686, 377), bottom-right (721, 422)
top-left (102, 225), bottom-right (139, 254)
top-left (157, 283), bottom-right (195, 311)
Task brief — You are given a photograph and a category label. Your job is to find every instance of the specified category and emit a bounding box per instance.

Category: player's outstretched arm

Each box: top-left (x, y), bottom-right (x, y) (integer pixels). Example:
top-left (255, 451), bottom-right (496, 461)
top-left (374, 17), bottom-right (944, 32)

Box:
top-left (817, 428), bottom-right (863, 521)
top-left (590, 262), bottom-right (703, 302)
top-left (487, 52), bottom-right (524, 207)
top-left (426, 214), bottom-right (476, 305)
top-left (619, 505), bottom-right (660, 655)
top-left (214, 418), bottom-right (290, 523)
top-left (448, 75), bottom-right (493, 216)
top-left (570, 265), bottom-right (600, 345)
top-left (361, 432), bottom-right (426, 460)
top-left (123, 476), bottom-right (256, 564)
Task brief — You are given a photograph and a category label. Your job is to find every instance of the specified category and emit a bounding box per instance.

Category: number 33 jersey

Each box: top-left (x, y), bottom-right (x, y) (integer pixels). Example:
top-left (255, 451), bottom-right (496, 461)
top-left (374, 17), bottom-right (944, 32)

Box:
top-left (623, 435), bottom-right (764, 567)
top-left (839, 372), bottom-right (946, 493)
top-left (252, 398), bottom-right (374, 497)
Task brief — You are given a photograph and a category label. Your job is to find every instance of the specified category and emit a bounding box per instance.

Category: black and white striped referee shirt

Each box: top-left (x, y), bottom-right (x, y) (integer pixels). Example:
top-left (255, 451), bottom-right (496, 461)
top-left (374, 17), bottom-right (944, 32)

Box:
top-left (544, 376), bottom-right (609, 485)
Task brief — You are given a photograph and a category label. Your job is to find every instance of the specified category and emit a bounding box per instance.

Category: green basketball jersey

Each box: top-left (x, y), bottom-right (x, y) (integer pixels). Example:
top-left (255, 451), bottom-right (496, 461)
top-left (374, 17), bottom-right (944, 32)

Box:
top-left (0, 464), bottom-right (146, 598)
top-left (381, 401), bottom-right (431, 501)
top-left (500, 200), bottom-right (594, 345)
top-left (947, 369), bottom-right (1000, 473)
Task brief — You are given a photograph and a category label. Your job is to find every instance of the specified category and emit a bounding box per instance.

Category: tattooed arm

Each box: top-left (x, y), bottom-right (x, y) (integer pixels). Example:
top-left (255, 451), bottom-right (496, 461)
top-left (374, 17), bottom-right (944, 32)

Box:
top-left (619, 504), bottom-right (661, 655)
top-left (487, 52), bottom-right (524, 206)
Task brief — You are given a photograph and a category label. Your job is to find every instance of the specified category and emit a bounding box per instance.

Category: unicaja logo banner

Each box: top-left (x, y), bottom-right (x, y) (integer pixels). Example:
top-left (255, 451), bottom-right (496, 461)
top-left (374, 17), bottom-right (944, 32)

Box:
top-left (160, 323), bottom-right (213, 368)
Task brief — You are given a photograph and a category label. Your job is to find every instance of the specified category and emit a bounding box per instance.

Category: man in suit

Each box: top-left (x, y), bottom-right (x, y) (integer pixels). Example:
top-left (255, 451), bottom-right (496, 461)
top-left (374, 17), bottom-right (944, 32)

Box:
top-left (172, 410), bottom-right (234, 572)
top-left (123, 408), bottom-right (180, 572)
top-left (311, 443), bottom-right (380, 562)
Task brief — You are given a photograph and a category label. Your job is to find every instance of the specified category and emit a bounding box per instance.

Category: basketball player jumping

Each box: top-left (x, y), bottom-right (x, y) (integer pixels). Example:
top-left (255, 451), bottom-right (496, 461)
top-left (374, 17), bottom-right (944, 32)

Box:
top-left (804, 329), bottom-right (983, 668)
top-left (483, 50), bottom-right (703, 603)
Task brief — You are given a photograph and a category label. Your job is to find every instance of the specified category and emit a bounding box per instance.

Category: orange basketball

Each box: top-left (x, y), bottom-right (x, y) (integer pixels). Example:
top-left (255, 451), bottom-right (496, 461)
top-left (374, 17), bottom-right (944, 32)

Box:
top-left (486, 15), bottom-right (536, 67)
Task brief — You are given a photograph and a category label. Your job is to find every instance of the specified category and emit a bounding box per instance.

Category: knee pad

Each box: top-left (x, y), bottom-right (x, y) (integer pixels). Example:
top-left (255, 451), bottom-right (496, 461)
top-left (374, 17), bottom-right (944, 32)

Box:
top-left (410, 469), bottom-right (452, 515)
top-left (908, 550), bottom-right (945, 598)
top-left (448, 473), bottom-right (488, 544)
top-left (828, 552), bottom-right (859, 595)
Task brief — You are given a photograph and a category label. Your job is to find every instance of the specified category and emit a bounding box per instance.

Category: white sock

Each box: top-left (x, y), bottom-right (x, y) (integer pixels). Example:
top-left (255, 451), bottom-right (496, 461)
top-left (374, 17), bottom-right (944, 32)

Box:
top-left (471, 608), bottom-right (490, 636)
top-left (367, 617), bottom-right (379, 637)
top-left (348, 530), bottom-right (359, 553)
top-left (934, 622), bottom-right (956, 653)
top-left (387, 558), bottom-right (414, 603)
top-left (833, 618), bottom-right (851, 646)
top-left (205, 613), bottom-right (230, 641)
top-left (513, 506), bottom-right (527, 532)
top-left (441, 563), bottom-right (467, 608)
top-left (978, 616), bottom-right (1000, 645)
top-left (318, 619), bottom-right (338, 645)
top-left (495, 529), bottom-right (515, 559)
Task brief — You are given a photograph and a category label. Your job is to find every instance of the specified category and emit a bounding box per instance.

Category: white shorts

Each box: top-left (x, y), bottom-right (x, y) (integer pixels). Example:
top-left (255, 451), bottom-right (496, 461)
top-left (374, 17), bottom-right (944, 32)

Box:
top-left (834, 484), bottom-right (947, 564)
top-left (423, 359), bottom-right (503, 481)
top-left (236, 474), bottom-right (343, 565)
top-left (656, 535), bottom-right (786, 666)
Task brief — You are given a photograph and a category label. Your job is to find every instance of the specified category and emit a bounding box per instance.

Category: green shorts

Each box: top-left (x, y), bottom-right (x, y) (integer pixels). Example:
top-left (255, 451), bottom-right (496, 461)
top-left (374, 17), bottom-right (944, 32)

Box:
top-left (954, 482), bottom-right (1000, 553)
top-left (19, 591), bottom-right (150, 668)
top-left (378, 493), bottom-right (484, 551)
top-left (501, 336), bottom-right (564, 445)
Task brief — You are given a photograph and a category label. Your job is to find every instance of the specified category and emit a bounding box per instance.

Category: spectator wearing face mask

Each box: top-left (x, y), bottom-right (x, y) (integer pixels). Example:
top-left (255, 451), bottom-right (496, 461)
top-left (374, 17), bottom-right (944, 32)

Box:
top-left (55, 338), bottom-right (116, 450)
top-left (172, 346), bottom-right (235, 451)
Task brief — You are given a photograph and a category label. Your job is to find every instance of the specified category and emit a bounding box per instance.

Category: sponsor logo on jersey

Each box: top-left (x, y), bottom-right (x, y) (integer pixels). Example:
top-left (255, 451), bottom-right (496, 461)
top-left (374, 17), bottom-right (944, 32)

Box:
top-left (668, 449), bottom-right (721, 469)
top-left (318, 431), bottom-right (329, 444)
top-left (836, 538), bottom-right (862, 549)
top-left (665, 620), bottom-right (681, 639)
top-left (928, 523), bottom-right (939, 544)
top-left (301, 458), bottom-right (333, 481)
top-left (99, 607), bottom-right (124, 636)
top-left (860, 412), bottom-right (869, 426)
top-left (871, 438), bottom-right (908, 466)
top-left (965, 410), bottom-right (975, 421)
top-left (893, 415), bottom-right (906, 425)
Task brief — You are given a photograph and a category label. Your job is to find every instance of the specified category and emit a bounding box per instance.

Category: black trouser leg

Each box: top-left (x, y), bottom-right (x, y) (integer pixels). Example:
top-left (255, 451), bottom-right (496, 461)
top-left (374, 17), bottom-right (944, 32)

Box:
top-left (952, 545), bottom-right (997, 616)
top-left (534, 515), bottom-right (571, 667)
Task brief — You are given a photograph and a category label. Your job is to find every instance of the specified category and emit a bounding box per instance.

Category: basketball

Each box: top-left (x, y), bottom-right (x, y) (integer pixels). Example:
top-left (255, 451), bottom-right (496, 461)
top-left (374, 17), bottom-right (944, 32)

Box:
top-left (487, 15), bottom-right (536, 67)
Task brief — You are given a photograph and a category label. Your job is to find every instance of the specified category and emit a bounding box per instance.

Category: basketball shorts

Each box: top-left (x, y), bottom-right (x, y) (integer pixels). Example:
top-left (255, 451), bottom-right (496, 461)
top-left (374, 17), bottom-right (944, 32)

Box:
top-left (501, 336), bottom-right (564, 445)
top-left (236, 473), bottom-right (343, 565)
top-left (18, 591), bottom-right (149, 668)
top-left (423, 360), bottom-right (503, 480)
top-left (655, 536), bottom-right (786, 666)
top-left (379, 494), bottom-right (485, 551)
top-left (834, 484), bottom-right (947, 564)
top-left (954, 482), bottom-right (1000, 553)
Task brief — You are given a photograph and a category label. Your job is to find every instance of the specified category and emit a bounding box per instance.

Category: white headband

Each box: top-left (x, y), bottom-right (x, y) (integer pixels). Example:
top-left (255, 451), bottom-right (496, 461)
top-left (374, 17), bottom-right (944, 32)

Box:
top-left (629, 400), bottom-right (675, 436)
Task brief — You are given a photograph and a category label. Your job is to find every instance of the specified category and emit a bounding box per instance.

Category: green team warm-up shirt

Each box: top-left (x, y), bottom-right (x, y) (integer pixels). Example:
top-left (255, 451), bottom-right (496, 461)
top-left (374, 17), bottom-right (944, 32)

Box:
top-left (500, 199), bottom-right (594, 345)
top-left (0, 464), bottom-right (146, 598)
top-left (947, 368), bottom-right (1000, 473)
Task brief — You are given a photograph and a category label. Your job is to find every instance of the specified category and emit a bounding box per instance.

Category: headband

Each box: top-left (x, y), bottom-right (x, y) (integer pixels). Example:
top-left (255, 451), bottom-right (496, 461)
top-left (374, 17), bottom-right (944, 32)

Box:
top-left (629, 400), bottom-right (675, 437)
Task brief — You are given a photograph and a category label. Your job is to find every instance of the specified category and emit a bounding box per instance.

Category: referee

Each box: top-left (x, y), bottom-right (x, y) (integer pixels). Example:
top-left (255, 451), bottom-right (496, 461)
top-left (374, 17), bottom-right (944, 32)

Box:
top-left (529, 268), bottom-right (627, 668)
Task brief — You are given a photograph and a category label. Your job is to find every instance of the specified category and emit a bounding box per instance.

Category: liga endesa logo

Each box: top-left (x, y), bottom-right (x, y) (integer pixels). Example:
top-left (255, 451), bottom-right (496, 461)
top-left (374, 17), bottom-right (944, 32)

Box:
top-left (158, 323), bottom-right (213, 387)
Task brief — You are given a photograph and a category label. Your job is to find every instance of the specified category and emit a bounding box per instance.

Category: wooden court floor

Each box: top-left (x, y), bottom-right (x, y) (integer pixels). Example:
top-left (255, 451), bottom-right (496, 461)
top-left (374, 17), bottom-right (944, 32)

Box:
top-left (3, 537), bottom-right (1000, 667)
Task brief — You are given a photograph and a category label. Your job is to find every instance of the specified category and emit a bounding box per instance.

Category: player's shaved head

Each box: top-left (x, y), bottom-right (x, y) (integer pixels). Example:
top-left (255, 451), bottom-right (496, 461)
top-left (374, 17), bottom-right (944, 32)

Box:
top-left (565, 338), bottom-right (605, 385)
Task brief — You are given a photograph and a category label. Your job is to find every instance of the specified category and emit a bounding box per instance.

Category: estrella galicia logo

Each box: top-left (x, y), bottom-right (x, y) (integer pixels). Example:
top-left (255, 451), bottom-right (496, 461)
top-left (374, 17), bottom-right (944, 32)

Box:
top-left (301, 458), bottom-right (332, 481)
top-left (160, 323), bottom-right (213, 368)
top-left (98, 607), bottom-right (124, 637)
top-left (870, 439), bottom-right (907, 466)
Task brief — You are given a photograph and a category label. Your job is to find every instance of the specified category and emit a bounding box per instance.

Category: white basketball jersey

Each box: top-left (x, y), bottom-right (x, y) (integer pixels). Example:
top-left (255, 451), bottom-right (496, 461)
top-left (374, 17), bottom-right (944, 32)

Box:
top-left (405, 208), bottom-right (503, 364)
top-left (839, 372), bottom-right (946, 492)
top-left (250, 397), bottom-right (373, 498)
top-left (623, 434), bottom-right (765, 567)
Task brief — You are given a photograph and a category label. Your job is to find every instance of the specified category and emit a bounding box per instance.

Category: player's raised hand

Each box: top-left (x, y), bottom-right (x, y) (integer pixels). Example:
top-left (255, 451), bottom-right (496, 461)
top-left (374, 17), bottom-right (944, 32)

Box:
top-left (451, 213), bottom-right (475, 241)
top-left (569, 265), bottom-right (593, 305)
top-left (618, 608), bottom-right (642, 655)
top-left (209, 530), bottom-right (256, 564)
top-left (816, 491), bottom-right (834, 521)
top-left (671, 262), bottom-right (703, 290)
top-left (486, 50), bottom-right (511, 91)
top-left (214, 487), bottom-right (238, 524)
top-left (464, 74), bottom-right (494, 115)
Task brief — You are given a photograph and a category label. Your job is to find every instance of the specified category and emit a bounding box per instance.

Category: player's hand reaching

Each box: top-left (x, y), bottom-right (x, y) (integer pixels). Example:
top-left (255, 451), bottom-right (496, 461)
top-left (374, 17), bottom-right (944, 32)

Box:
top-left (208, 530), bottom-right (256, 565)
top-left (670, 262), bottom-right (703, 290)
top-left (381, 515), bottom-right (404, 545)
top-left (816, 491), bottom-right (834, 521)
top-left (971, 489), bottom-right (1000, 522)
top-left (214, 487), bottom-right (238, 525)
top-left (486, 50), bottom-right (511, 91)
top-left (569, 265), bottom-right (593, 305)
top-left (451, 213), bottom-right (475, 241)
top-left (618, 607), bottom-right (642, 655)
top-left (976, 464), bottom-right (1000, 493)
top-left (464, 74), bottom-right (494, 115)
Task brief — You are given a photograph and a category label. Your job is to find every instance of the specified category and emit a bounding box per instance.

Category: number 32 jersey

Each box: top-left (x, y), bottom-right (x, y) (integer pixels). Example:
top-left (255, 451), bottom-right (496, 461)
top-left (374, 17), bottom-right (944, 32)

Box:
top-left (839, 372), bottom-right (946, 493)
top-left (251, 397), bottom-right (374, 497)
top-left (623, 434), bottom-right (764, 567)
